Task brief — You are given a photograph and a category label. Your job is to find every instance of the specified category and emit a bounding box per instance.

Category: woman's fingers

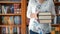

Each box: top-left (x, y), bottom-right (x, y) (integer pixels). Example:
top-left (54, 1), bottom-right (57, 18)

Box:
top-left (30, 13), bottom-right (38, 19)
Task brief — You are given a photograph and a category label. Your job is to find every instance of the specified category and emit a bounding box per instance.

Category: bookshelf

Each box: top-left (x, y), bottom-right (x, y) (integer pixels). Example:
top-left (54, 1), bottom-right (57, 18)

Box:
top-left (0, 0), bottom-right (27, 34)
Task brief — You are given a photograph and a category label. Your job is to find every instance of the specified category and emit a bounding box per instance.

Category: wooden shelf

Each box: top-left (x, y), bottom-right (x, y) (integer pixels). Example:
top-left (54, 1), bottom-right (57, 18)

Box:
top-left (51, 24), bottom-right (60, 27)
top-left (0, 1), bottom-right (21, 3)
top-left (0, 14), bottom-right (21, 16)
top-left (0, 25), bottom-right (21, 27)
top-left (56, 14), bottom-right (60, 16)
top-left (54, 2), bottom-right (60, 6)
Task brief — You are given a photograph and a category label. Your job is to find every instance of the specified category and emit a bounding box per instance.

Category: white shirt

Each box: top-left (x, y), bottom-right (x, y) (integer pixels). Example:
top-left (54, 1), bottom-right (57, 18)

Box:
top-left (27, 0), bottom-right (56, 34)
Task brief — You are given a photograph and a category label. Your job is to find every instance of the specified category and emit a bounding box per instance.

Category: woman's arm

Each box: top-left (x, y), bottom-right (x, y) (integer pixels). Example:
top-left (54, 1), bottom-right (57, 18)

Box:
top-left (27, 0), bottom-right (32, 18)
top-left (50, 0), bottom-right (57, 24)
top-left (27, 0), bottom-right (38, 19)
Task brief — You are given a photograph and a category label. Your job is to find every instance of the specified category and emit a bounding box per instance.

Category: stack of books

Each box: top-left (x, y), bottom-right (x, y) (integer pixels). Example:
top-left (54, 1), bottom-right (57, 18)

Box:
top-left (38, 12), bottom-right (52, 23)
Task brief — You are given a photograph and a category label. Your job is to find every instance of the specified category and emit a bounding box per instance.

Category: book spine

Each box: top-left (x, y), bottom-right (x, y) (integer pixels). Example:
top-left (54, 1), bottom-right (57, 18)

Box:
top-left (17, 27), bottom-right (19, 34)
top-left (2, 5), bottom-right (5, 14)
top-left (14, 4), bottom-right (20, 14)
top-left (0, 4), bottom-right (2, 14)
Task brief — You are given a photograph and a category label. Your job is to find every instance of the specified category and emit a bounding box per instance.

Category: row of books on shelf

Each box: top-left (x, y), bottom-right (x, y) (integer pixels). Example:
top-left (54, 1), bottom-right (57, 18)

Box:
top-left (0, 0), bottom-right (21, 1)
top-left (0, 4), bottom-right (21, 14)
top-left (2, 16), bottom-right (21, 25)
top-left (55, 6), bottom-right (60, 14)
top-left (54, 0), bottom-right (60, 2)
top-left (2, 27), bottom-right (21, 34)
top-left (51, 26), bottom-right (59, 34)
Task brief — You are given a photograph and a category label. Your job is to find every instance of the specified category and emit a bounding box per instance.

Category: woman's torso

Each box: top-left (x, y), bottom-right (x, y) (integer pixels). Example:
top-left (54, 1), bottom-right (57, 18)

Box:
top-left (29, 0), bottom-right (51, 33)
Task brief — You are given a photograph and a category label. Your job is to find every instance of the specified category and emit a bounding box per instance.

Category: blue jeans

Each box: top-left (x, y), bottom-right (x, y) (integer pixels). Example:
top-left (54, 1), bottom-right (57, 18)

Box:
top-left (30, 30), bottom-right (38, 34)
top-left (30, 30), bottom-right (51, 34)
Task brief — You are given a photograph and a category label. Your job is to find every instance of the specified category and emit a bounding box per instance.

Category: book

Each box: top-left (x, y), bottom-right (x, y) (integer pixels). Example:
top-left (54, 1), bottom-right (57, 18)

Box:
top-left (38, 16), bottom-right (51, 19)
top-left (17, 27), bottom-right (19, 34)
top-left (11, 0), bottom-right (21, 1)
top-left (13, 27), bottom-right (17, 34)
top-left (0, 4), bottom-right (2, 14)
top-left (14, 16), bottom-right (21, 25)
top-left (14, 4), bottom-right (21, 14)
top-left (2, 16), bottom-right (14, 25)
top-left (39, 20), bottom-right (51, 23)
top-left (2, 4), bottom-right (14, 14)
top-left (2, 5), bottom-right (6, 14)
top-left (2, 27), bottom-right (6, 34)
top-left (38, 12), bottom-right (51, 15)
top-left (57, 16), bottom-right (60, 24)
top-left (0, 0), bottom-right (21, 1)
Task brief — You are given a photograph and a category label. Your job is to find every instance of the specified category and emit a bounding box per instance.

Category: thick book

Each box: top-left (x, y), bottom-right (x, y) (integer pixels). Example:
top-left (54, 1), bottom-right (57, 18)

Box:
top-left (14, 16), bottom-right (21, 25)
top-left (39, 20), bottom-right (51, 23)
top-left (38, 16), bottom-right (51, 19)
top-left (38, 12), bottom-right (51, 15)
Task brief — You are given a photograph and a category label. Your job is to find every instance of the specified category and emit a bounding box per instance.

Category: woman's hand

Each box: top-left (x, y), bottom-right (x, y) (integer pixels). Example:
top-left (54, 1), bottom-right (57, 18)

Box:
top-left (30, 12), bottom-right (38, 19)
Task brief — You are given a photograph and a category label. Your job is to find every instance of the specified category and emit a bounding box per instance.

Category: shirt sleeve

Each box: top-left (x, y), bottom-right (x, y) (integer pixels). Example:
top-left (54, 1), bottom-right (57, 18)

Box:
top-left (49, 0), bottom-right (57, 24)
top-left (27, 0), bottom-right (32, 18)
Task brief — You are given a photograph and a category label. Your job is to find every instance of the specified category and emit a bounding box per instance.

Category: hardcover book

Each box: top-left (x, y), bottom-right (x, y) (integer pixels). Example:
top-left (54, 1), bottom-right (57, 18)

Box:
top-left (14, 16), bottom-right (21, 25)
top-left (14, 4), bottom-right (21, 14)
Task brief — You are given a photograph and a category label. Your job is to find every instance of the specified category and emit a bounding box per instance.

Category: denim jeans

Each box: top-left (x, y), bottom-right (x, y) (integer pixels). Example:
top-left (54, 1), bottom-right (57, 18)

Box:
top-left (30, 30), bottom-right (51, 34)
top-left (30, 30), bottom-right (38, 34)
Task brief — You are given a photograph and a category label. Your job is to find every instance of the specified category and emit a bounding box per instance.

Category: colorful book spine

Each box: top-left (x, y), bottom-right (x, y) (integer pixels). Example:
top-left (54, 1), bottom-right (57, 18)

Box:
top-left (14, 16), bottom-right (21, 25)
top-left (14, 4), bottom-right (20, 14)
top-left (0, 4), bottom-right (2, 14)
top-left (13, 27), bottom-right (17, 34)
top-left (2, 16), bottom-right (14, 25)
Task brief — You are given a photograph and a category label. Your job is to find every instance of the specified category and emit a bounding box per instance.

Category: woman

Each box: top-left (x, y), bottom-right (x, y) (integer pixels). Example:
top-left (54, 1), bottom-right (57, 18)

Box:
top-left (27, 0), bottom-right (56, 34)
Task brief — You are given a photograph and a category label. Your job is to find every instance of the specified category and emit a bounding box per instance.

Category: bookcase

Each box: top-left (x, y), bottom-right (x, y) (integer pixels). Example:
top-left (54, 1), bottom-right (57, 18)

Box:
top-left (0, 0), bottom-right (27, 34)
